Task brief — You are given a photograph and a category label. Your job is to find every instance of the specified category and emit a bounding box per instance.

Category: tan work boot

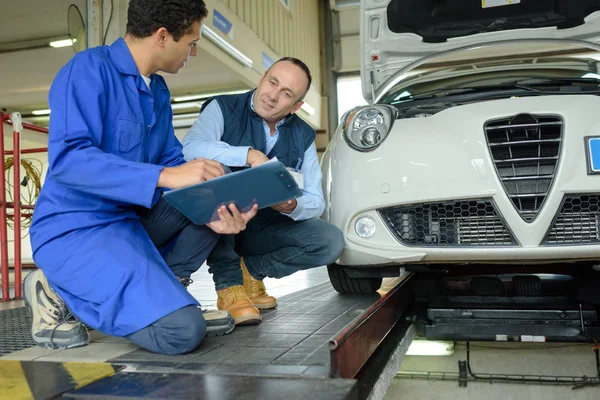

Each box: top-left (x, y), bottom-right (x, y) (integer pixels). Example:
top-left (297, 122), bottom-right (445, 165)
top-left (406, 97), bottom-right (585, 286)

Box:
top-left (241, 258), bottom-right (277, 309)
top-left (217, 285), bottom-right (262, 325)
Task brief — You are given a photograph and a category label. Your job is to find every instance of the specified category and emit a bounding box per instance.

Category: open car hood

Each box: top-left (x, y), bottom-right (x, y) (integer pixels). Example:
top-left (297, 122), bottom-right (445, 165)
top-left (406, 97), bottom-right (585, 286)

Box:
top-left (362, 0), bottom-right (600, 102)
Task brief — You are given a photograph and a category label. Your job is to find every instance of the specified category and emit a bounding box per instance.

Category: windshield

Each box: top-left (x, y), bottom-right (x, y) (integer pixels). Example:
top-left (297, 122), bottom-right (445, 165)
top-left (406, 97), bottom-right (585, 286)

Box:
top-left (387, 0), bottom-right (600, 43)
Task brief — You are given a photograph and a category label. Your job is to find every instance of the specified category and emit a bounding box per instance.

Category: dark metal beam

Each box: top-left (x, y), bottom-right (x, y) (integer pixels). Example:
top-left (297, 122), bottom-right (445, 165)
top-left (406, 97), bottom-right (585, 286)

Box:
top-left (329, 274), bottom-right (414, 379)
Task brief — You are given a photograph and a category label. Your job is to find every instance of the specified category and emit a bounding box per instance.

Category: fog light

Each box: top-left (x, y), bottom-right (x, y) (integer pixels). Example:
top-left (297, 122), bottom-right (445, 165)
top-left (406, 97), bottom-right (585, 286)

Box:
top-left (355, 217), bottom-right (376, 238)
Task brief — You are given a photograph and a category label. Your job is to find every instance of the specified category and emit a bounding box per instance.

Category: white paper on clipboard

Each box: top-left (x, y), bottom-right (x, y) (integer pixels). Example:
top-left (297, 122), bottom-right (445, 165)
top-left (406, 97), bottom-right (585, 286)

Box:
top-left (482, 0), bottom-right (520, 9)
top-left (286, 169), bottom-right (304, 190)
top-left (266, 156), bottom-right (304, 189)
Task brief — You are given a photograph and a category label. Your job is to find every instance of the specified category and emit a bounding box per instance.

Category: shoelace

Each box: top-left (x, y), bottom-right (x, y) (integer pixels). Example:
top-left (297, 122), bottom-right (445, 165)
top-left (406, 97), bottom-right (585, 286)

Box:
top-left (250, 278), bottom-right (266, 296)
top-left (220, 286), bottom-right (252, 308)
top-left (178, 277), bottom-right (193, 288)
top-left (48, 300), bottom-right (80, 348)
top-left (233, 285), bottom-right (247, 296)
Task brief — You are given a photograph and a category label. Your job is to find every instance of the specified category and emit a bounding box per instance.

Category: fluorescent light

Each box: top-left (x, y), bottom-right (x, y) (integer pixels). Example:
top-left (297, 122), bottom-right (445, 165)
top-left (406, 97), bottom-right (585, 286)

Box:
top-left (582, 73), bottom-right (600, 80)
top-left (171, 101), bottom-right (204, 111)
top-left (406, 340), bottom-right (454, 356)
top-left (32, 109), bottom-right (51, 116)
top-left (173, 89), bottom-right (247, 103)
top-left (173, 113), bottom-right (200, 120)
top-left (201, 25), bottom-right (253, 68)
top-left (172, 119), bottom-right (198, 128)
top-left (49, 39), bottom-right (76, 48)
top-left (300, 102), bottom-right (316, 116)
top-left (172, 113), bottom-right (200, 128)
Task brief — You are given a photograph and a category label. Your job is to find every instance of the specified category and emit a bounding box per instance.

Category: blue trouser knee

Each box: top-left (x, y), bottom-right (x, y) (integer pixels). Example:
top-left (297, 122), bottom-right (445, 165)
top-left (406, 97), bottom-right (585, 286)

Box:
top-left (125, 305), bottom-right (206, 355)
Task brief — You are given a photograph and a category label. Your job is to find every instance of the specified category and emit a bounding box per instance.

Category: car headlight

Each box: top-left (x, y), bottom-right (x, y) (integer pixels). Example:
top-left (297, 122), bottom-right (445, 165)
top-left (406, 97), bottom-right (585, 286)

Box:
top-left (342, 105), bottom-right (397, 151)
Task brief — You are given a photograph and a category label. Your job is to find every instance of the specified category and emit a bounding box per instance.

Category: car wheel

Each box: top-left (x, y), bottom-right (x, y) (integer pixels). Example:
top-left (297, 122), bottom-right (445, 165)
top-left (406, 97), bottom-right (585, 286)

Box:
top-left (327, 264), bottom-right (383, 294)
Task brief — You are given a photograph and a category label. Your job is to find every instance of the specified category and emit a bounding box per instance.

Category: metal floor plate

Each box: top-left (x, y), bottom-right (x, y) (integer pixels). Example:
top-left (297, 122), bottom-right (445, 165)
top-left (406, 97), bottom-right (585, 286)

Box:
top-left (62, 371), bottom-right (358, 400)
top-left (0, 360), bottom-right (118, 400)
top-left (110, 282), bottom-right (381, 377)
top-left (0, 307), bottom-right (35, 356)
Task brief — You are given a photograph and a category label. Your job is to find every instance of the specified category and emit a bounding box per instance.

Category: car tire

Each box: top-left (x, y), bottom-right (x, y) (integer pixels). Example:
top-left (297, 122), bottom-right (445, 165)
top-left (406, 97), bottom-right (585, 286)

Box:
top-left (327, 264), bottom-right (383, 294)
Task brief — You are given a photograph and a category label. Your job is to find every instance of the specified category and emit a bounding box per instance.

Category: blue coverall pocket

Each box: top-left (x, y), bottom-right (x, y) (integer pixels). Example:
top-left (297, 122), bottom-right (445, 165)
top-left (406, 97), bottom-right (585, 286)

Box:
top-left (117, 117), bottom-right (143, 152)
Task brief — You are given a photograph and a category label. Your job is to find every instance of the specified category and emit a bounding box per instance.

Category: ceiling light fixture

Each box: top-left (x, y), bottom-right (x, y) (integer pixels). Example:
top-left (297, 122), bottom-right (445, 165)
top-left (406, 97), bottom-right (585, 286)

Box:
top-left (0, 36), bottom-right (75, 54)
top-left (31, 109), bottom-right (51, 116)
top-left (172, 89), bottom-right (248, 103)
top-left (49, 38), bottom-right (77, 48)
top-left (201, 25), bottom-right (253, 68)
top-left (171, 101), bottom-right (204, 111)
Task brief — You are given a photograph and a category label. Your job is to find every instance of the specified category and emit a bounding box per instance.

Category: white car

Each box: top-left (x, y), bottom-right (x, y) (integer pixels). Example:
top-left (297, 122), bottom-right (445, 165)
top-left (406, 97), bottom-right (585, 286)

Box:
top-left (322, 0), bottom-right (600, 294)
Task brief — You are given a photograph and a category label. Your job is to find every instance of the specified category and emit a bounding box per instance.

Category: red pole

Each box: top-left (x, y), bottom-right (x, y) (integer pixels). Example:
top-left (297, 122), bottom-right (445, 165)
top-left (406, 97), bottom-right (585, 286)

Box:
top-left (2, 115), bottom-right (48, 135)
top-left (0, 113), bottom-right (48, 300)
top-left (5, 147), bottom-right (48, 155)
top-left (12, 113), bottom-right (22, 299)
top-left (0, 114), bottom-right (9, 301)
top-left (17, 122), bottom-right (48, 135)
top-left (6, 202), bottom-right (34, 210)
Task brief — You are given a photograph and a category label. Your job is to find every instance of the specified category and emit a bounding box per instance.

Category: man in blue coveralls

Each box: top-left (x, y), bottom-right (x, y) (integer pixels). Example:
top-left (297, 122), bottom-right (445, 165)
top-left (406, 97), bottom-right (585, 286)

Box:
top-left (24, 0), bottom-right (257, 355)
top-left (182, 58), bottom-right (345, 325)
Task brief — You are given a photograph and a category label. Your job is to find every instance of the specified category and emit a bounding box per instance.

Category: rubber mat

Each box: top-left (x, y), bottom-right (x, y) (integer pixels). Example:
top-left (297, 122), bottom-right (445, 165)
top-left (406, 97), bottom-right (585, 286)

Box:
top-left (0, 307), bottom-right (35, 356)
top-left (109, 282), bottom-right (381, 376)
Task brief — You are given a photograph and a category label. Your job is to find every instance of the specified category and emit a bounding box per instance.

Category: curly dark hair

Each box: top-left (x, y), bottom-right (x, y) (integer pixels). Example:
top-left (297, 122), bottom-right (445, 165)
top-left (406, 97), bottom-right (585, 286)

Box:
top-left (126, 0), bottom-right (208, 41)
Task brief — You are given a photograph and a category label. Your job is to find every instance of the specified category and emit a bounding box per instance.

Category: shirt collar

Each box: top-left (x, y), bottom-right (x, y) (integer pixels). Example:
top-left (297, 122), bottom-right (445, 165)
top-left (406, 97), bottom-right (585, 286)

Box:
top-left (108, 37), bottom-right (167, 92)
top-left (109, 38), bottom-right (139, 76)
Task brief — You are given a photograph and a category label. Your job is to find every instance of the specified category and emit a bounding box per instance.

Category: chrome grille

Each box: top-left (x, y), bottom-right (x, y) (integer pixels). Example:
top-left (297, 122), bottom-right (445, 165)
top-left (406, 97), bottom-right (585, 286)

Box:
top-left (379, 199), bottom-right (517, 247)
top-left (543, 195), bottom-right (600, 245)
top-left (485, 114), bottom-right (563, 223)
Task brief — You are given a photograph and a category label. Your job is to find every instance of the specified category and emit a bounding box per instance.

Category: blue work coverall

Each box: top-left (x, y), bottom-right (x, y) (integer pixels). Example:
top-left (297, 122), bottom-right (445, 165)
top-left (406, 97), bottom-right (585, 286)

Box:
top-left (29, 38), bottom-right (198, 337)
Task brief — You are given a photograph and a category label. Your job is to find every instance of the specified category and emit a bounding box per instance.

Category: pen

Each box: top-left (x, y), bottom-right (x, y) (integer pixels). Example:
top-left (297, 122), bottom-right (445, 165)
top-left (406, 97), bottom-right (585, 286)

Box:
top-left (295, 157), bottom-right (303, 172)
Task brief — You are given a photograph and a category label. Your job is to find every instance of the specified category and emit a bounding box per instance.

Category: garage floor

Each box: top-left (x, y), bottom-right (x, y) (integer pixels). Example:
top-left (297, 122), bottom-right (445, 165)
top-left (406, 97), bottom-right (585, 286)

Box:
top-left (385, 341), bottom-right (600, 399)
top-left (3, 265), bottom-right (600, 399)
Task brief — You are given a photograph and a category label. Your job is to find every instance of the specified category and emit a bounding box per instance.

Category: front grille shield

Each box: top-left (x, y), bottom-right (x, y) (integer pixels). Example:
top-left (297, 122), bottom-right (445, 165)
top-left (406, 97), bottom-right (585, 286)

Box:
top-left (484, 114), bottom-right (563, 223)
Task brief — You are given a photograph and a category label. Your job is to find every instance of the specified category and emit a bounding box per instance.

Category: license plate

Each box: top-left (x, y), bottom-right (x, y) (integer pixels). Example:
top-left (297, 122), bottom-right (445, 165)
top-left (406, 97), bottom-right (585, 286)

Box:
top-left (588, 137), bottom-right (600, 173)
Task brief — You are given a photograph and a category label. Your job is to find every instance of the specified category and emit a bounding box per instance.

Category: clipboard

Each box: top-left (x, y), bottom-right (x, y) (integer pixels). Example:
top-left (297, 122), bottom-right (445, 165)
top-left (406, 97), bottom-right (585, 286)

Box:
top-left (162, 161), bottom-right (303, 225)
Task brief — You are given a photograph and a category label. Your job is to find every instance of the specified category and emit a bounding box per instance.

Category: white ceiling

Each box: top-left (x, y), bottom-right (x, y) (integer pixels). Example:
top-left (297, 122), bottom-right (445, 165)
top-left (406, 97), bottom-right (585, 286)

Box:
top-left (0, 0), bottom-right (250, 112)
top-left (1, 0), bottom-right (80, 43)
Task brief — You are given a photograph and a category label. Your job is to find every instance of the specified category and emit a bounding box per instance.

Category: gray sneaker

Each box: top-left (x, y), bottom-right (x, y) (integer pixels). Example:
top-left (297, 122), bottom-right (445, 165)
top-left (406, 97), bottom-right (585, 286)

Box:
top-left (202, 309), bottom-right (235, 337)
top-left (176, 276), bottom-right (235, 337)
top-left (23, 269), bottom-right (90, 349)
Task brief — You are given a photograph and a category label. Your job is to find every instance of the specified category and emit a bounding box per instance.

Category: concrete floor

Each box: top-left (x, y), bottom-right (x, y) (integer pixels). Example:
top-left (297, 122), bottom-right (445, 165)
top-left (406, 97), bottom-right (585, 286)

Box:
top-left (5, 266), bottom-right (600, 398)
top-left (385, 341), bottom-right (600, 399)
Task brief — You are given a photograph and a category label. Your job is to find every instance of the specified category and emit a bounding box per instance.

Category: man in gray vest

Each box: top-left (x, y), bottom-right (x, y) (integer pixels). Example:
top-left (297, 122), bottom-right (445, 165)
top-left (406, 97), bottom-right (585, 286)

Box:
top-left (182, 57), bottom-right (344, 325)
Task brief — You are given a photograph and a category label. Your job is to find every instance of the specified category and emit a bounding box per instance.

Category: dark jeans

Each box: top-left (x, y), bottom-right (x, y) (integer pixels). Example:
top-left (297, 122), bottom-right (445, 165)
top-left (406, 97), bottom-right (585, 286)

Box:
top-left (125, 305), bottom-right (205, 355)
top-left (137, 197), bottom-right (219, 278)
top-left (207, 208), bottom-right (345, 290)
